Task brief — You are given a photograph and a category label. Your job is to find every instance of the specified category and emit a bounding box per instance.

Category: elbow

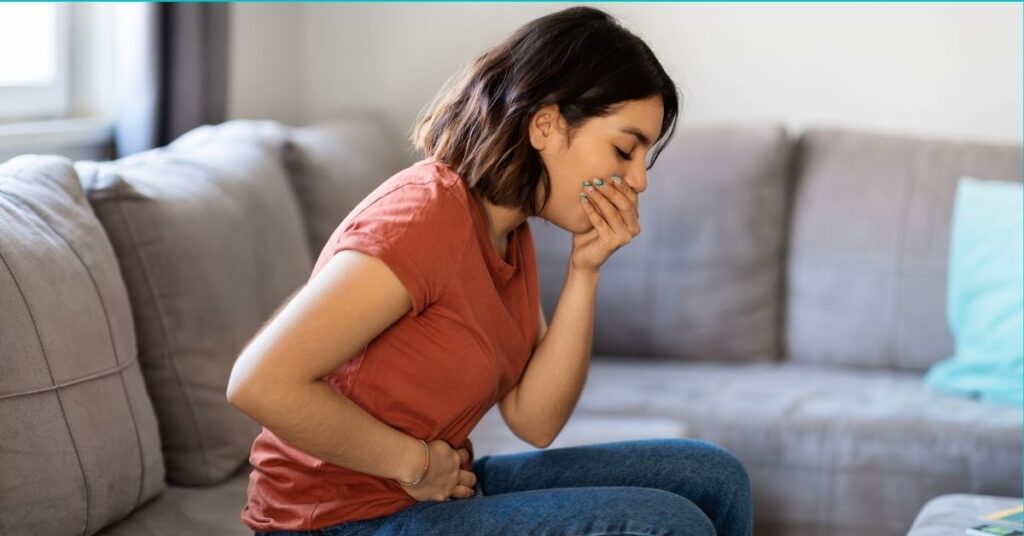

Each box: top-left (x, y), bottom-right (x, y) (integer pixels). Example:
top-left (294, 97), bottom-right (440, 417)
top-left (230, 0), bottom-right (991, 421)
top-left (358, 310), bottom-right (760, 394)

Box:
top-left (225, 380), bottom-right (251, 410)
top-left (512, 410), bottom-right (555, 449)
top-left (528, 430), bottom-right (555, 449)
top-left (531, 438), bottom-right (553, 449)
top-left (226, 353), bottom-right (267, 410)
top-left (226, 366), bottom-right (263, 412)
top-left (225, 379), bottom-right (273, 427)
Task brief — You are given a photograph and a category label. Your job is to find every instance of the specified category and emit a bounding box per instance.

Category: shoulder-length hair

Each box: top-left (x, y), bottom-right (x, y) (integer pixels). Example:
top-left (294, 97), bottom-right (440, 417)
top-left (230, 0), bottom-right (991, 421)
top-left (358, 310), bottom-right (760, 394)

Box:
top-left (410, 6), bottom-right (682, 217)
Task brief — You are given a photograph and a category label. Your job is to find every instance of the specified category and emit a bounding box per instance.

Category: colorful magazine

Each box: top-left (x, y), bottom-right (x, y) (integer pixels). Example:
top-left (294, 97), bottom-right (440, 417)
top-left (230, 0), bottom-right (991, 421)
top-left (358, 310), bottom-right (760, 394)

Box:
top-left (980, 504), bottom-right (1024, 530)
top-left (966, 524), bottom-right (1023, 536)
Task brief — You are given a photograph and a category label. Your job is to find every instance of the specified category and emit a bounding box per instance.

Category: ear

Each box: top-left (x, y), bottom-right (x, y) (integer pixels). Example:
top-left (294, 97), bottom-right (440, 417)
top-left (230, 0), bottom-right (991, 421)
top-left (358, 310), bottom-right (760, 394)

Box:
top-left (528, 103), bottom-right (561, 151)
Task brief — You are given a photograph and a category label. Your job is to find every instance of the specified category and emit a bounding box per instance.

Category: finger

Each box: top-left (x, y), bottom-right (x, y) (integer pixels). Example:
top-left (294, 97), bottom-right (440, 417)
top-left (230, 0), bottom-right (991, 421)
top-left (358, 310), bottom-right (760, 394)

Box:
top-left (457, 448), bottom-right (469, 465)
top-left (594, 177), bottom-right (635, 216)
top-left (459, 469), bottom-right (477, 489)
top-left (610, 175), bottom-right (641, 228)
top-left (451, 484), bottom-right (474, 499)
top-left (584, 183), bottom-right (630, 238)
top-left (610, 174), bottom-right (638, 206)
top-left (595, 179), bottom-right (639, 234)
top-left (608, 175), bottom-right (640, 221)
top-left (580, 192), bottom-right (613, 236)
top-left (581, 192), bottom-right (629, 250)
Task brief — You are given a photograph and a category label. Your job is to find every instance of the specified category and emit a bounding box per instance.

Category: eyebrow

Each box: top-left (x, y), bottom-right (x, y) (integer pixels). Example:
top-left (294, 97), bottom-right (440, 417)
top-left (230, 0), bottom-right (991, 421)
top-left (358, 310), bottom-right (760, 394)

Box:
top-left (618, 127), bottom-right (654, 148)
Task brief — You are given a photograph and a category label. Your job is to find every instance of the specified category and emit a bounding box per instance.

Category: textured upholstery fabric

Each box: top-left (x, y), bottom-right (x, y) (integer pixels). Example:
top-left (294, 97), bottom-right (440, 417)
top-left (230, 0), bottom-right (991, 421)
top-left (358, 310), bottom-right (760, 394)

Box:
top-left (75, 121), bottom-right (313, 486)
top-left (0, 156), bottom-right (165, 535)
top-left (284, 109), bottom-right (411, 258)
top-left (530, 123), bottom-right (793, 363)
top-left (786, 128), bottom-right (1023, 371)
top-left (553, 356), bottom-right (1022, 536)
top-left (95, 464), bottom-right (253, 536)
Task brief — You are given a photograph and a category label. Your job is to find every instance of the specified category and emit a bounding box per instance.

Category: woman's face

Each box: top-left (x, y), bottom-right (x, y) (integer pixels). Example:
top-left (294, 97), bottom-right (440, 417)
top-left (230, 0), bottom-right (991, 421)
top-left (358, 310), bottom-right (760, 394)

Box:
top-left (530, 96), bottom-right (664, 234)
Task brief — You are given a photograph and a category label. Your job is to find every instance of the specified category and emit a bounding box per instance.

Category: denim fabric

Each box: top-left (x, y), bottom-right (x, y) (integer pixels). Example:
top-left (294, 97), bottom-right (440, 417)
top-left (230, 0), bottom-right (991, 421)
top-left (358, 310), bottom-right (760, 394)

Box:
top-left (257, 438), bottom-right (753, 536)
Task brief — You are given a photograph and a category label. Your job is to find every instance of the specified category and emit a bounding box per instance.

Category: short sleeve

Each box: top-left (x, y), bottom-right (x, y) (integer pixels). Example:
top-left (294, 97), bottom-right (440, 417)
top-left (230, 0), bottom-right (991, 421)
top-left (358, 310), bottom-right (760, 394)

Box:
top-left (330, 182), bottom-right (471, 317)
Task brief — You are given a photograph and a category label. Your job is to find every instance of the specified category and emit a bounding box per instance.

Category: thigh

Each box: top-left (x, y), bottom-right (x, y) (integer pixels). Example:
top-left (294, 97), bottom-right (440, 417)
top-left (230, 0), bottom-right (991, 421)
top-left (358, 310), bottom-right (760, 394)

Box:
top-left (472, 438), bottom-right (752, 536)
top-left (317, 485), bottom-right (714, 536)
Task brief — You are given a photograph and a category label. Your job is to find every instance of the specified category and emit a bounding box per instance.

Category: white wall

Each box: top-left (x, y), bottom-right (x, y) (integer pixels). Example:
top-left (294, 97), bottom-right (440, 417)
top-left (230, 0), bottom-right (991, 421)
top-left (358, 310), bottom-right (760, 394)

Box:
top-left (227, 4), bottom-right (303, 125)
top-left (229, 3), bottom-right (1023, 145)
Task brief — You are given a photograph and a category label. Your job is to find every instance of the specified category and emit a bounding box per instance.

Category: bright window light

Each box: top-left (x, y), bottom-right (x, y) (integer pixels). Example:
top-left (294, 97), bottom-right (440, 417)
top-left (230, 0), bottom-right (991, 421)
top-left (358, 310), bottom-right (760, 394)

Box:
top-left (0, 4), bottom-right (58, 86)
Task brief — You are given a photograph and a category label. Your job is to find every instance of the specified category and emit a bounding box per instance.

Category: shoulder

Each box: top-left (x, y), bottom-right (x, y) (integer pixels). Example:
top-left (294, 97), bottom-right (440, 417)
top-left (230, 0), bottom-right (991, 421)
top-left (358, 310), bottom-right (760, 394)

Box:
top-left (340, 158), bottom-right (474, 235)
top-left (318, 159), bottom-right (477, 315)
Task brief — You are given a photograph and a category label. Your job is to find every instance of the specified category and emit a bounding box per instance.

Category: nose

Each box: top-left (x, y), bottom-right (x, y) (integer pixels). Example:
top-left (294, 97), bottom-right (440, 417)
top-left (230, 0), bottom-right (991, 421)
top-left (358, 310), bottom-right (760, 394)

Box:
top-left (627, 163), bottom-right (648, 194)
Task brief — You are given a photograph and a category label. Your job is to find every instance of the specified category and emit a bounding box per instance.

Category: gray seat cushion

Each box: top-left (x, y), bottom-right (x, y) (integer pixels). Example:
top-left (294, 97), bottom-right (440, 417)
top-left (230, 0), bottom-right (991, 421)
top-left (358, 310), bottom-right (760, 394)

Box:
top-left (531, 123), bottom-right (793, 363)
top-left (786, 127), bottom-right (1023, 371)
top-left (96, 464), bottom-right (253, 536)
top-left (0, 156), bottom-right (165, 535)
top-left (76, 120), bottom-right (313, 486)
top-left (544, 357), bottom-right (1022, 536)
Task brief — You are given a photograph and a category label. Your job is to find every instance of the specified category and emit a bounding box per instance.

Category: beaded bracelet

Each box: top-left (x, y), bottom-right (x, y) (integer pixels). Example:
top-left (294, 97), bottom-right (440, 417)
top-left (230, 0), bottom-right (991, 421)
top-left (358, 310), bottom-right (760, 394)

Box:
top-left (396, 439), bottom-right (430, 487)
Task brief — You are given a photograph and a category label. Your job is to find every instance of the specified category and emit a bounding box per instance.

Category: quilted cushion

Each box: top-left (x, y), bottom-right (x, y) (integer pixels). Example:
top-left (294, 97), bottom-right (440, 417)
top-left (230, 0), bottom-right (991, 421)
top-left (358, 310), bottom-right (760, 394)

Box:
top-left (786, 128), bottom-right (1022, 370)
top-left (75, 120), bottom-right (313, 486)
top-left (0, 155), bottom-right (165, 535)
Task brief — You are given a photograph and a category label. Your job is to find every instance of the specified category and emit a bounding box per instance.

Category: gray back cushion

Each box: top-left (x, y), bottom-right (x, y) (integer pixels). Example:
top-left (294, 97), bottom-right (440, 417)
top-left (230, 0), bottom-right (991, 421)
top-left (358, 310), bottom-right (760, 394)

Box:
top-left (0, 156), bottom-right (165, 535)
top-left (531, 124), bottom-right (793, 363)
top-left (76, 120), bottom-right (313, 486)
top-left (285, 110), bottom-right (412, 257)
top-left (786, 128), bottom-right (1023, 371)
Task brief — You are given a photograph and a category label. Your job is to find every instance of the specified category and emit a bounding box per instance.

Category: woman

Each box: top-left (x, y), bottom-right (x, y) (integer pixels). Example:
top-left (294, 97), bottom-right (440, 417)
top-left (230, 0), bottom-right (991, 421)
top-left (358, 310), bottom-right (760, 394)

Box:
top-left (227, 6), bottom-right (753, 536)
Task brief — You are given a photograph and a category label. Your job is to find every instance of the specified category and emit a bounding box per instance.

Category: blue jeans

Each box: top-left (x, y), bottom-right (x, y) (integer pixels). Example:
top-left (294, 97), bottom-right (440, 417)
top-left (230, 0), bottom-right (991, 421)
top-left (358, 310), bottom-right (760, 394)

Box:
top-left (259, 438), bottom-right (753, 536)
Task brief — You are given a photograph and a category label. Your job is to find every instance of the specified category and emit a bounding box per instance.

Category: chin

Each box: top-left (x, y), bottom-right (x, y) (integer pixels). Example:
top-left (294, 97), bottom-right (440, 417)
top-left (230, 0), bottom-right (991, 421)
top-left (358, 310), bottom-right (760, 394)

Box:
top-left (536, 210), bottom-right (590, 234)
top-left (573, 220), bottom-right (594, 234)
top-left (564, 218), bottom-right (593, 235)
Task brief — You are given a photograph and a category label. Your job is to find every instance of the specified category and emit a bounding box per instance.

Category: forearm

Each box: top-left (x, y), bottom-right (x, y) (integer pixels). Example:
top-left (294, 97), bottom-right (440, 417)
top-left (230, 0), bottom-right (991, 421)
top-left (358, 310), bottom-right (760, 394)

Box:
top-left (514, 265), bottom-right (599, 446)
top-left (230, 379), bottom-right (424, 483)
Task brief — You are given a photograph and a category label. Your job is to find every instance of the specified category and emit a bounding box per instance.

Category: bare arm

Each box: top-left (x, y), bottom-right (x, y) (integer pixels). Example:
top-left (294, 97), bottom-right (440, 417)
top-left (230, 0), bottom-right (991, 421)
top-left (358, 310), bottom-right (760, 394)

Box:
top-left (226, 250), bottom-right (426, 483)
top-left (499, 266), bottom-right (598, 448)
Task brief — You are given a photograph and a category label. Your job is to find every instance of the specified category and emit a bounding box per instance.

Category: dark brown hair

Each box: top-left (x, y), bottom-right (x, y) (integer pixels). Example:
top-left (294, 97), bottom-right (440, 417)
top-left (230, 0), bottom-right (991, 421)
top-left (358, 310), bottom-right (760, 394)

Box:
top-left (410, 6), bottom-right (682, 216)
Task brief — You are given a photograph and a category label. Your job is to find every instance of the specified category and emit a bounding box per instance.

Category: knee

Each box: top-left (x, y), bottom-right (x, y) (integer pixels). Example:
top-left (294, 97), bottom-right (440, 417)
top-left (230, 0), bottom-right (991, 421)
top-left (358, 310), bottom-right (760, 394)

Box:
top-left (697, 441), bottom-right (753, 516)
top-left (623, 488), bottom-right (717, 536)
top-left (654, 438), bottom-right (753, 506)
top-left (713, 443), bottom-right (751, 489)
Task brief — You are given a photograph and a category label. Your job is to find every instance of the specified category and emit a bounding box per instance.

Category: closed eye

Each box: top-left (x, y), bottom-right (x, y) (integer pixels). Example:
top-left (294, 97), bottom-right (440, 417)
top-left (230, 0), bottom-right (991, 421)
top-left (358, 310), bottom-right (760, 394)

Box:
top-left (615, 147), bottom-right (632, 161)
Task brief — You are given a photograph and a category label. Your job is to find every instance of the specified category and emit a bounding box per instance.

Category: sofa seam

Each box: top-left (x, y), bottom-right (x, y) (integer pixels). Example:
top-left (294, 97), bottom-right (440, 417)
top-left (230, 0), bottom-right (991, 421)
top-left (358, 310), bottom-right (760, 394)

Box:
top-left (886, 147), bottom-right (919, 369)
top-left (0, 359), bottom-right (138, 400)
top-left (1, 188), bottom-right (151, 508)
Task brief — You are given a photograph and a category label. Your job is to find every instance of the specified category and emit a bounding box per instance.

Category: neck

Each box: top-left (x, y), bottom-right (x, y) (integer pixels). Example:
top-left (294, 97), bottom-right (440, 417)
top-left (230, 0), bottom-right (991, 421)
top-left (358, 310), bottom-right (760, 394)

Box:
top-left (474, 193), bottom-right (528, 251)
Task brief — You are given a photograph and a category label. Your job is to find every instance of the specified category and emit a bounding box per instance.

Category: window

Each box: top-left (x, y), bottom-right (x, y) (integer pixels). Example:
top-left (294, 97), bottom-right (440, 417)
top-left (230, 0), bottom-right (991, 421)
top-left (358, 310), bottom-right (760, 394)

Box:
top-left (0, 4), bottom-right (70, 120)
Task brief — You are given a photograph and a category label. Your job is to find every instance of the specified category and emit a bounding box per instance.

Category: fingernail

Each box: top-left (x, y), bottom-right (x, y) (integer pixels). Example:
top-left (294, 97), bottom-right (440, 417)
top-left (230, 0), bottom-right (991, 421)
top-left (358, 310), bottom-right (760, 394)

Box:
top-left (579, 192), bottom-right (589, 201)
top-left (593, 178), bottom-right (605, 187)
top-left (611, 175), bottom-right (623, 184)
top-left (584, 183), bottom-right (595, 191)
top-left (582, 180), bottom-right (591, 188)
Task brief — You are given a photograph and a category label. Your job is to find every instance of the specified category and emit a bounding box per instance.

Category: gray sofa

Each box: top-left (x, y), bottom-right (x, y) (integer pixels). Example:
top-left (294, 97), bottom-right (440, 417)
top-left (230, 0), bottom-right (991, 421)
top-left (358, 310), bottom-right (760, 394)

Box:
top-left (0, 111), bottom-right (1019, 536)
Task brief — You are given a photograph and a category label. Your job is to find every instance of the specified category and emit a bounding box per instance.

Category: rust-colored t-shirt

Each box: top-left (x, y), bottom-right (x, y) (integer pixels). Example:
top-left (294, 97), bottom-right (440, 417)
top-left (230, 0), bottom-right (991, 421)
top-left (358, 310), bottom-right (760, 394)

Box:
top-left (240, 157), bottom-right (540, 532)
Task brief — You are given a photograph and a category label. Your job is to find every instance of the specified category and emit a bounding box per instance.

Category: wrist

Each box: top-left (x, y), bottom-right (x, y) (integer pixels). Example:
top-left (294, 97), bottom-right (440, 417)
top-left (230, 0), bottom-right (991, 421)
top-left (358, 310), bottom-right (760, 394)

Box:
top-left (568, 264), bottom-right (600, 284)
top-left (395, 435), bottom-right (428, 484)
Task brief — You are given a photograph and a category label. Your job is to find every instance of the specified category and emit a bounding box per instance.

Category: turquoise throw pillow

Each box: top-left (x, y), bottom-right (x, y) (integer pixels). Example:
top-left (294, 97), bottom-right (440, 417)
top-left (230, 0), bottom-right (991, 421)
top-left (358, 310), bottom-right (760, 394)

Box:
top-left (923, 175), bottom-right (1023, 407)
